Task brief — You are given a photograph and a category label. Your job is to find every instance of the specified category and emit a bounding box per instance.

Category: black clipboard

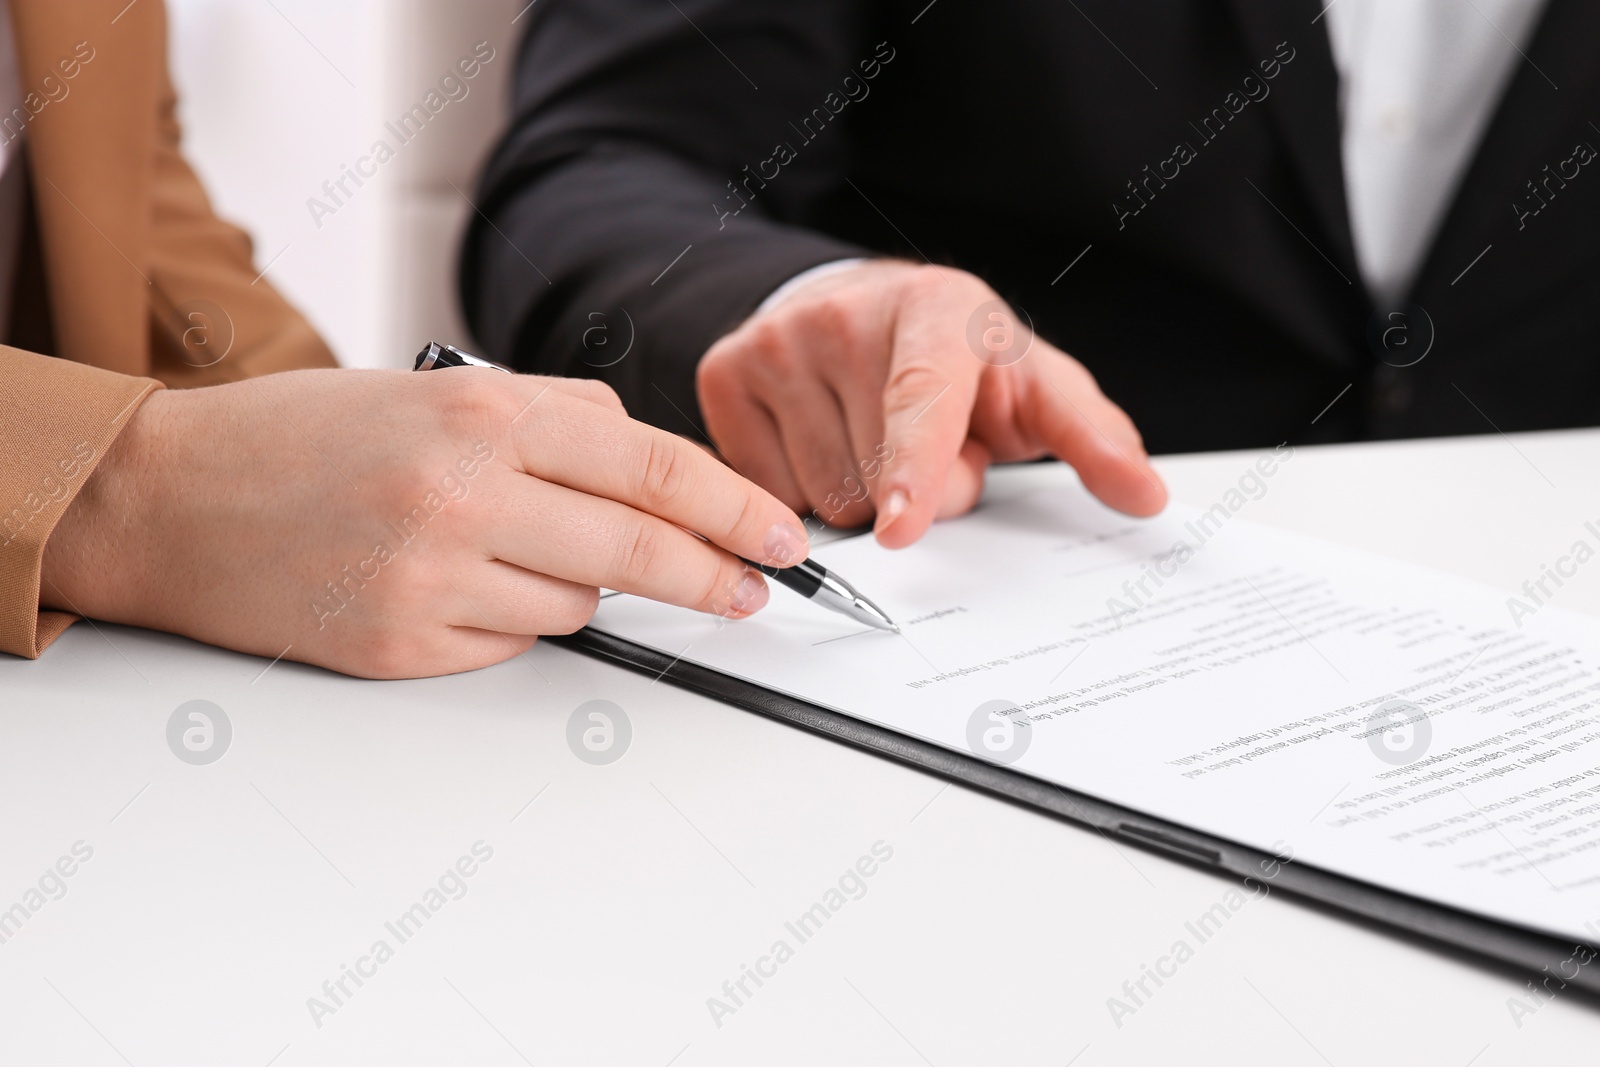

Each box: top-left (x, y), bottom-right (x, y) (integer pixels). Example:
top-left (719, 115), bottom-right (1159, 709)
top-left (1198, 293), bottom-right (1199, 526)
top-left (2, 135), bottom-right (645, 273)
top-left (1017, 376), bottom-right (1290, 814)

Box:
top-left (558, 626), bottom-right (1600, 999)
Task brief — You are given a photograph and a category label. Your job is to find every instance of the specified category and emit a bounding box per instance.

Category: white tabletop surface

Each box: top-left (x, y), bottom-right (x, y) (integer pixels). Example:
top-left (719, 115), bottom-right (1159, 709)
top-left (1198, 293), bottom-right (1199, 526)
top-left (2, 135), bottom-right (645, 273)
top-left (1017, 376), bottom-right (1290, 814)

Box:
top-left (5, 429), bottom-right (1600, 1066)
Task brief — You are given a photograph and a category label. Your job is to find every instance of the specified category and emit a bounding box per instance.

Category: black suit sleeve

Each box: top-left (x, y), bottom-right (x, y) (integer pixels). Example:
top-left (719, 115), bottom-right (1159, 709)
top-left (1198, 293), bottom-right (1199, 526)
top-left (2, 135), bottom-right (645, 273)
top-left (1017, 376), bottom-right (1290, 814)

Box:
top-left (460, 0), bottom-right (879, 432)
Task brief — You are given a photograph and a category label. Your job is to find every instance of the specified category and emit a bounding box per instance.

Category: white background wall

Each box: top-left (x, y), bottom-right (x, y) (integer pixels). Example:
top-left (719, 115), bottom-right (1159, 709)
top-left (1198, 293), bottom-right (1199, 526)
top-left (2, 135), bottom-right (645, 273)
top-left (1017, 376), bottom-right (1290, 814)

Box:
top-left (165, 0), bottom-right (524, 369)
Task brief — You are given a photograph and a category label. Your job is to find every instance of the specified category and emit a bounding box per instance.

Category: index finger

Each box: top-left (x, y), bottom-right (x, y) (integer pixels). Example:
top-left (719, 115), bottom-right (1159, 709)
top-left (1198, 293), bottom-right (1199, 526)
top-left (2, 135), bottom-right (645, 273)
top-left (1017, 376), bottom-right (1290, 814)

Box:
top-left (871, 280), bottom-right (984, 549)
top-left (511, 387), bottom-right (811, 567)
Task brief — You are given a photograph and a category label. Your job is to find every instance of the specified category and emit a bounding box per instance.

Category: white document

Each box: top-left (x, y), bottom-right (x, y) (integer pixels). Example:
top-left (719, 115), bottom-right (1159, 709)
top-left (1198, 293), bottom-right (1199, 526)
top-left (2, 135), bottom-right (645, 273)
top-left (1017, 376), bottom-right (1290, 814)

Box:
top-left (590, 465), bottom-right (1600, 943)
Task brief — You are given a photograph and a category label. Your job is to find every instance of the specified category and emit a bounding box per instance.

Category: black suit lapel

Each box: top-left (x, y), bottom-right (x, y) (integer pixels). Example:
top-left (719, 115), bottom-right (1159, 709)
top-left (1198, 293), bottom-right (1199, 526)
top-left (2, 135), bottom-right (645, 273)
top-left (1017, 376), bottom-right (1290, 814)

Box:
top-left (1410, 0), bottom-right (1600, 300)
top-left (1221, 0), bottom-right (1358, 286)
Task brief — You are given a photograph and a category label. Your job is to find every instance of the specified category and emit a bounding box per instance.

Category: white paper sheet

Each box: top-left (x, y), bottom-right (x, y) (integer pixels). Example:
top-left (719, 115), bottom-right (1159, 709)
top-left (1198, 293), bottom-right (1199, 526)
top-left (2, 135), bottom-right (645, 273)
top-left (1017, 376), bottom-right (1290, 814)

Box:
top-left (590, 467), bottom-right (1600, 943)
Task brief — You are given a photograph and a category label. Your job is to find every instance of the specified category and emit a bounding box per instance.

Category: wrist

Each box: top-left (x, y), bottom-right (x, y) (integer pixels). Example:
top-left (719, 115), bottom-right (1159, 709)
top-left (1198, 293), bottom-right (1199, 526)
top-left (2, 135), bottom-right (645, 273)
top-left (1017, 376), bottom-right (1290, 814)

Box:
top-left (754, 257), bottom-right (878, 317)
top-left (39, 389), bottom-right (174, 620)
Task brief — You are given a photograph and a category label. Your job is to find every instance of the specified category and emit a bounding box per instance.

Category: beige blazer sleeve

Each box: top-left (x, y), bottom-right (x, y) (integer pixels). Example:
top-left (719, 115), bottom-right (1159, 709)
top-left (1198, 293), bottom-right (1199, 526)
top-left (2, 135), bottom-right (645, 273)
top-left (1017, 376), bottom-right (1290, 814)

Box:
top-left (0, 0), bottom-right (338, 658)
top-left (143, 55), bottom-right (338, 388)
top-left (0, 349), bottom-right (160, 656)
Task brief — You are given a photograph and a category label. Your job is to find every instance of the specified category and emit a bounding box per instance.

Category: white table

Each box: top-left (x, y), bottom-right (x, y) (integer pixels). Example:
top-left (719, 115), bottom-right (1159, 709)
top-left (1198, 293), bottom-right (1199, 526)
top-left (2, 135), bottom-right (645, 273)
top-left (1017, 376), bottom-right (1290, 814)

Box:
top-left (5, 430), bottom-right (1599, 1066)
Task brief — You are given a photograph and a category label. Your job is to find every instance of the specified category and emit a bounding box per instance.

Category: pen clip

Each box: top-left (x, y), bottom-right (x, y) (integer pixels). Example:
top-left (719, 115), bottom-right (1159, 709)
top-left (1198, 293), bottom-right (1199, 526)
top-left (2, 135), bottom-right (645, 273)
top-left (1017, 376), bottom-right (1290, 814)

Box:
top-left (414, 341), bottom-right (514, 374)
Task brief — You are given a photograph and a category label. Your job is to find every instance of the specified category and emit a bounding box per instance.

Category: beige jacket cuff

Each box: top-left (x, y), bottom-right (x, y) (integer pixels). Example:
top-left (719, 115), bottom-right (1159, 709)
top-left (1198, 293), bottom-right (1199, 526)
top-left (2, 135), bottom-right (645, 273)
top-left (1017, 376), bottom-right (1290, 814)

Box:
top-left (0, 347), bottom-right (161, 657)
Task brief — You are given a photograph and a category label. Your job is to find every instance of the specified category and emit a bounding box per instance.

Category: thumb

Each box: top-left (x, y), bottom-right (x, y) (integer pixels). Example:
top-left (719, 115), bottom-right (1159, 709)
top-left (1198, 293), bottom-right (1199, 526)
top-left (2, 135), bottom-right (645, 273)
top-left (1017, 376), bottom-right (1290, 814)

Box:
top-left (1022, 359), bottom-right (1167, 517)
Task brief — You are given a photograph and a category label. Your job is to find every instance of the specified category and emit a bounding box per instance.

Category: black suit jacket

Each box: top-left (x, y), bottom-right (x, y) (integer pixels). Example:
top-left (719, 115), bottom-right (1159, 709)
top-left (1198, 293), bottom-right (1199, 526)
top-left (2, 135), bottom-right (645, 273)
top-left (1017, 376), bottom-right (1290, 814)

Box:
top-left (461, 0), bottom-right (1600, 454)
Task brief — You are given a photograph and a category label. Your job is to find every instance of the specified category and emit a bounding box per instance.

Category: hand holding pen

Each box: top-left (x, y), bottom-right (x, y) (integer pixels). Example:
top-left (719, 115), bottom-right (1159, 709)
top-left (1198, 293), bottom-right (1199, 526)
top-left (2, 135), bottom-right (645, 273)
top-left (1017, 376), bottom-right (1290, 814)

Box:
top-left (42, 356), bottom-right (827, 680)
top-left (416, 343), bottom-right (897, 632)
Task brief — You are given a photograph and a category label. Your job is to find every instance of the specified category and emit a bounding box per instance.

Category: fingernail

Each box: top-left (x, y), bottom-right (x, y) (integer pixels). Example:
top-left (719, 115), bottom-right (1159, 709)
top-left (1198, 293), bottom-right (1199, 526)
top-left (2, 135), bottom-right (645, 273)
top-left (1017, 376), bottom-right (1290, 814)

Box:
top-left (876, 490), bottom-right (909, 533)
top-left (762, 522), bottom-right (809, 567)
top-left (728, 569), bottom-right (769, 616)
top-left (1104, 430), bottom-right (1146, 464)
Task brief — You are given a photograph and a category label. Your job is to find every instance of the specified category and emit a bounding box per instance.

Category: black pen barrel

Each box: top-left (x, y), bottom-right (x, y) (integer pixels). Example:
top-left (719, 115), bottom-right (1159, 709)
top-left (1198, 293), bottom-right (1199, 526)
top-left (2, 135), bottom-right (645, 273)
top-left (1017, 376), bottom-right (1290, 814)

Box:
top-left (738, 556), bottom-right (825, 598)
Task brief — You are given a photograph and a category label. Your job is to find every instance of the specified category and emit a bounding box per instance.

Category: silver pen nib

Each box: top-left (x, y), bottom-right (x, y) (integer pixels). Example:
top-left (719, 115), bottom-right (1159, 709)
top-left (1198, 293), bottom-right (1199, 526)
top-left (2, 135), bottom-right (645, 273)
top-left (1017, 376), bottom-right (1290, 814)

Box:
top-left (812, 570), bottom-right (900, 633)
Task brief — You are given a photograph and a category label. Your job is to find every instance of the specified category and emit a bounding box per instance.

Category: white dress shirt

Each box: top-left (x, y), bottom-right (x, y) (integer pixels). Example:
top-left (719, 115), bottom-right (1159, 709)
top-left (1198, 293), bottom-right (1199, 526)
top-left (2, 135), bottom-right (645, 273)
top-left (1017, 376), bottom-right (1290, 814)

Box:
top-left (766, 3), bottom-right (1551, 316)
top-left (1325, 0), bottom-right (1547, 308)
